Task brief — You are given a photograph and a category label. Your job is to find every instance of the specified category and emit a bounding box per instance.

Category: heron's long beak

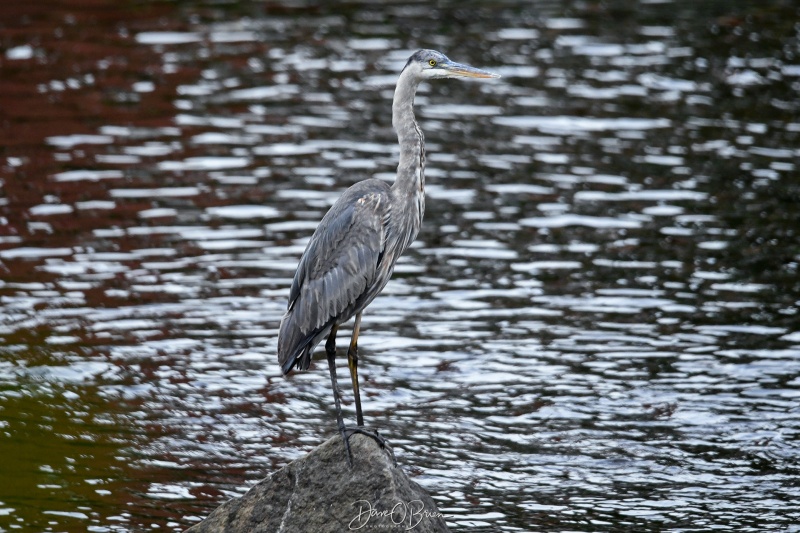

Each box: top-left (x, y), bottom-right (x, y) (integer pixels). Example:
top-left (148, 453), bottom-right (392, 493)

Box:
top-left (442, 61), bottom-right (500, 79)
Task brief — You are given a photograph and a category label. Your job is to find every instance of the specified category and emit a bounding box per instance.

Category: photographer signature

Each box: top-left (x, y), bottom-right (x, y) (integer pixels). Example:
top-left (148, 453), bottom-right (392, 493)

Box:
top-left (348, 499), bottom-right (445, 530)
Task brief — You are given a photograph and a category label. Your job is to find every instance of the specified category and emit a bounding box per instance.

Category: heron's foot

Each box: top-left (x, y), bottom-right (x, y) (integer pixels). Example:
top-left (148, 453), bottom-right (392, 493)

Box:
top-left (339, 426), bottom-right (397, 468)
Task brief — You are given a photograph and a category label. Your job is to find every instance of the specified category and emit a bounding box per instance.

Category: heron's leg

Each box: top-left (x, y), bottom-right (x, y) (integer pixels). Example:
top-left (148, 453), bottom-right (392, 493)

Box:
top-left (347, 312), bottom-right (364, 427)
top-left (343, 314), bottom-right (396, 466)
top-left (325, 325), bottom-right (347, 439)
top-left (328, 321), bottom-right (395, 467)
top-left (327, 325), bottom-right (376, 466)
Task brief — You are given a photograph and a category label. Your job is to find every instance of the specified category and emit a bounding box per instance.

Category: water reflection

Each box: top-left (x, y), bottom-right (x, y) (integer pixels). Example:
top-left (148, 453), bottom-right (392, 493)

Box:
top-left (1, 0), bottom-right (799, 531)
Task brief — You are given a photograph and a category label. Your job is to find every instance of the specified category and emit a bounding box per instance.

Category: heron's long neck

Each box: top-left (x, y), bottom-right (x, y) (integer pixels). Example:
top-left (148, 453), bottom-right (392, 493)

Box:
top-left (391, 70), bottom-right (425, 210)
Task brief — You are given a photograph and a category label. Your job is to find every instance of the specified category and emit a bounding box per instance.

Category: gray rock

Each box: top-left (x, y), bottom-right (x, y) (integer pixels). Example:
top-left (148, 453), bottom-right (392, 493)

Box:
top-left (186, 433), bottom-right (451, 533)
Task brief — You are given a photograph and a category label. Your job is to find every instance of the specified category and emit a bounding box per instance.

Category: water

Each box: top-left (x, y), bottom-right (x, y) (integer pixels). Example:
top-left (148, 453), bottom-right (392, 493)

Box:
top-left (1, 1), bottom-right (799, 531)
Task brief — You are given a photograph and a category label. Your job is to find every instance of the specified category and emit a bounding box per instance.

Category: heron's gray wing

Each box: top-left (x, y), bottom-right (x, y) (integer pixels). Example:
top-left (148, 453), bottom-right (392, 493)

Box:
top-left (278, 180), bottom-right (390, 373)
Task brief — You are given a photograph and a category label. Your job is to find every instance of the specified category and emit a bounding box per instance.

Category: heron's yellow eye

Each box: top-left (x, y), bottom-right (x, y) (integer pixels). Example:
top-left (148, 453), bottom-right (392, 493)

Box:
top-left (428, 59), bottom-right (436, 67)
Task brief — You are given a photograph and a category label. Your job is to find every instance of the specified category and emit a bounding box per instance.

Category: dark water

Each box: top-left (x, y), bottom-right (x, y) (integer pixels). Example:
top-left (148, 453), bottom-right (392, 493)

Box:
top-left (1, 1), bottom-right (799, 531)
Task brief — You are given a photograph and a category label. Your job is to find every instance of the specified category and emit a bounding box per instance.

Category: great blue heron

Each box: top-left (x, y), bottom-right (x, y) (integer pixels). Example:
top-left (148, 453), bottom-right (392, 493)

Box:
top-left (278, 49), bottom-right (499, 462)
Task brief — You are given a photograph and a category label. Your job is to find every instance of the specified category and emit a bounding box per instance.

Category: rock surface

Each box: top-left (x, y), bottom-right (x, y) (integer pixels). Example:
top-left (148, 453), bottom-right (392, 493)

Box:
top-left (186, 433), bottom-right (451, 533)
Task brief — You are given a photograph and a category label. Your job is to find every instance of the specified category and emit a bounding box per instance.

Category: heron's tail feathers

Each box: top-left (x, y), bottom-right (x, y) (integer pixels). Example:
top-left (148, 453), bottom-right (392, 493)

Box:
top-left (279, 344), bottom-right (312, 375)
top-left (277, 312), bottom-right (329, 375)
top-left (278, 326), bottom-right (311, 375)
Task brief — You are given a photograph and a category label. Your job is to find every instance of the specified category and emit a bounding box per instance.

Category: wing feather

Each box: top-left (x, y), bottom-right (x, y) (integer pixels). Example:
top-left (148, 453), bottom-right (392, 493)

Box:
top-left (278, 179), bottom-right (391, 373)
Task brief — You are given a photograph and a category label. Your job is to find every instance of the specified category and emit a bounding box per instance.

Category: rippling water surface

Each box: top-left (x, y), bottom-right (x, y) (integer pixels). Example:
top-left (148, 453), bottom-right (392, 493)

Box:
top-left (1, 1), bottom-right (799, 531)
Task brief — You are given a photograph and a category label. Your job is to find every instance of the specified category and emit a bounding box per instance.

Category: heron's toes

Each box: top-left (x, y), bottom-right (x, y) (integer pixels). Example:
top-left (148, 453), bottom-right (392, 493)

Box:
top-left (342, 427), bottom-right (397, 467)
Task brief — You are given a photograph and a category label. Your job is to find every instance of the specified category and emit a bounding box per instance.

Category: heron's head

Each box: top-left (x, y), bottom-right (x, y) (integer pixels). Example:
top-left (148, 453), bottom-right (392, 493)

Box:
top-left (403, 49), bottom-right (500, 81)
